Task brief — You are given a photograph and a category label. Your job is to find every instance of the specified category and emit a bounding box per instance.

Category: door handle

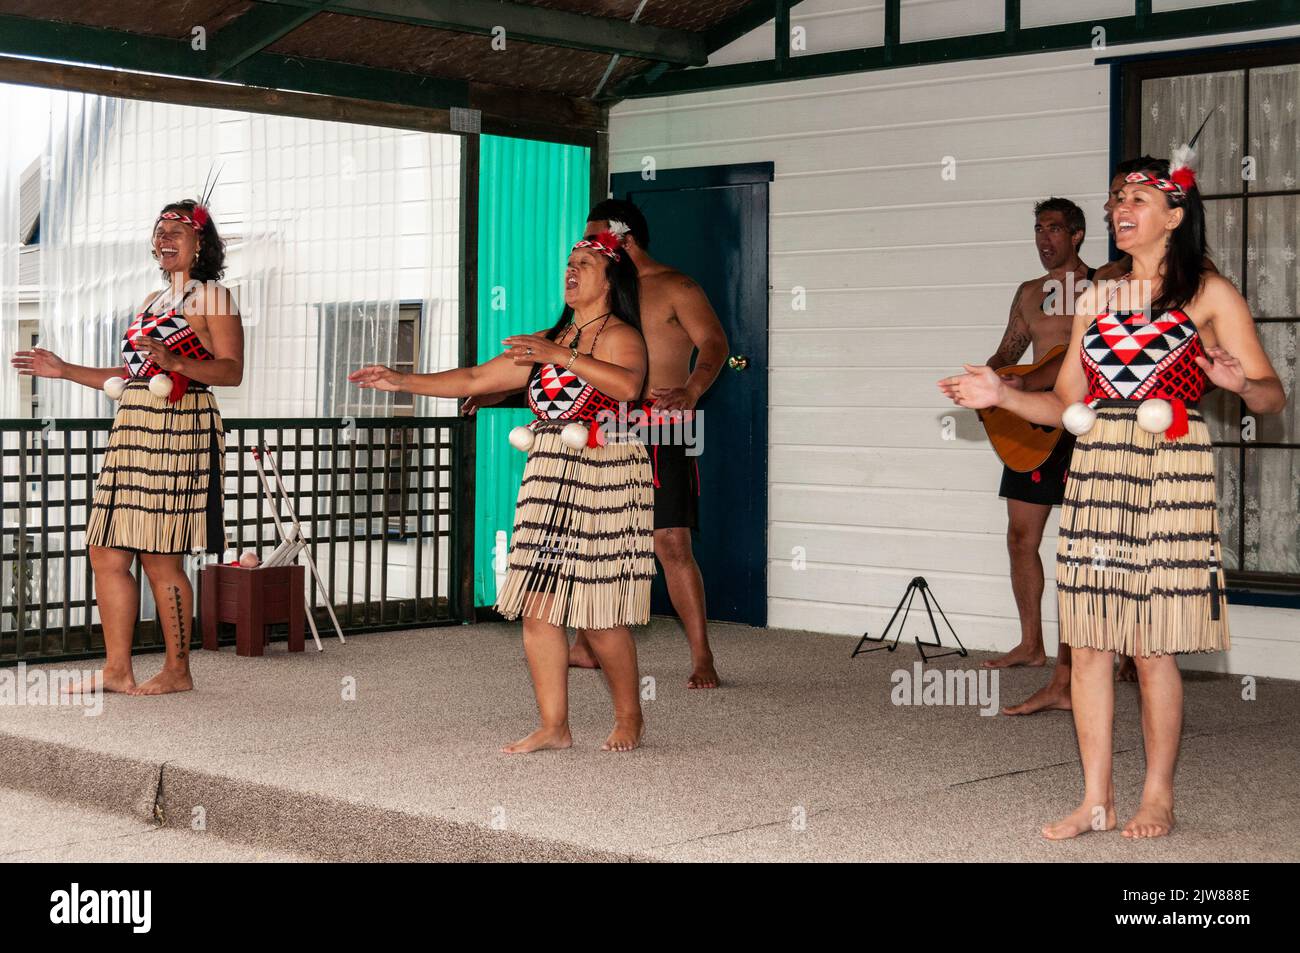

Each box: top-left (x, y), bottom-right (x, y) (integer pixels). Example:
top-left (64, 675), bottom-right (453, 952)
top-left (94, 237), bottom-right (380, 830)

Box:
top-left (727, 354), bottom-right (749, 371)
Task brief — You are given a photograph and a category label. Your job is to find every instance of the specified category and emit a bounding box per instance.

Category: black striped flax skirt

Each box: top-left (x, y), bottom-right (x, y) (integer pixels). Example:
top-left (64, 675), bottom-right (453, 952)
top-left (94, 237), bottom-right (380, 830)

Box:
top-left (85, 379), bottom-right (228, 555)
top-left (495, 420), bottom-right (655, 630)
top-left (1056, 404), bottom-right (1229, 656)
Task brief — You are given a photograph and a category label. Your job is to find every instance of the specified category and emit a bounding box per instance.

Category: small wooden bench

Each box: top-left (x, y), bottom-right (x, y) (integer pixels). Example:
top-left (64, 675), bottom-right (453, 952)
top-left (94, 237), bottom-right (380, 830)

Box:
top-left (200, 564), bottom-right (305, 656)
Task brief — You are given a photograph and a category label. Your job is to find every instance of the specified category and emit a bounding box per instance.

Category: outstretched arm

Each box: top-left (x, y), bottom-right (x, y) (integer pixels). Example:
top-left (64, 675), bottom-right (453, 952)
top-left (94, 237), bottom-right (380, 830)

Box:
top-left (12, 293), bottom-right (159, 390)
top-left (941, 292), bottom-right (1094, 427)
top-left (11, 348), bottom-right (125, 390)
top-left (351, 348), bottom-right (534, 398)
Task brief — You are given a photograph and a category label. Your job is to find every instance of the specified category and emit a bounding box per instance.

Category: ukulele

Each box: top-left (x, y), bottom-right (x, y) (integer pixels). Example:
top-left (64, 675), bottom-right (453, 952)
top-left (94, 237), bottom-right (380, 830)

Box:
top-left (975, 344), bottom-right (1067, 473)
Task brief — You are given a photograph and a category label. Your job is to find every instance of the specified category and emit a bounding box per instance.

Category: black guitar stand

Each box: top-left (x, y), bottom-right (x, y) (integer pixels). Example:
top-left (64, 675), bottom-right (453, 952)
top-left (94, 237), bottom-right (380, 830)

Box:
top-left (851, 576), bottom-right (968, 662)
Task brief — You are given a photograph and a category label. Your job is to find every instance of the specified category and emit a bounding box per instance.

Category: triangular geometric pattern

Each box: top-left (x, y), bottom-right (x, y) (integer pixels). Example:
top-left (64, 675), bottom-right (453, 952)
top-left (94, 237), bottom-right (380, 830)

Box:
top-left (528, 362), bottom-right (594, 419)
top-left (1081, 309), bottom-right (1205, 400)
top-left (122, 307), bottom-right (215, 378)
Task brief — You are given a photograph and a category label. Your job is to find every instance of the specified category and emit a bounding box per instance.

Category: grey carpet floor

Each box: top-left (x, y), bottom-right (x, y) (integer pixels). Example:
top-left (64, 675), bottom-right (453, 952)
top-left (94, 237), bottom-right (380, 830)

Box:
top-left (0, 619), bottom-right (1295, 862)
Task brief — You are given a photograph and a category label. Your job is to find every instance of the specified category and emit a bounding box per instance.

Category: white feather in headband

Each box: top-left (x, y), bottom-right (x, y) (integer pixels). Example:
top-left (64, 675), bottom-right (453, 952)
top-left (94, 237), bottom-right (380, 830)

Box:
top-left (605, 219), bottom-right (631, 240)
top-left (1169, 112), bottom-right (1214, 195)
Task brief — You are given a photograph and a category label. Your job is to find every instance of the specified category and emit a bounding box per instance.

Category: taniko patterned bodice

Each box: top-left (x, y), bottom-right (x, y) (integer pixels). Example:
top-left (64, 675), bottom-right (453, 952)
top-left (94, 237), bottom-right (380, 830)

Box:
top-left (122, 289), bottom-right (216, 379)
top-left (527, 362), bottom-right (622, 423)
top-left (1081, 309), bottom-right (1211, 403)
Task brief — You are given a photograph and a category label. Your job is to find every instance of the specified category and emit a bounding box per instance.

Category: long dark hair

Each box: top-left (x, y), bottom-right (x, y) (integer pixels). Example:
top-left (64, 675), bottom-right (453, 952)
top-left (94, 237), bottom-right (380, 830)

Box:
top-left (155, 200), bottom-right (227, 282)
top-left (1133, 157), bottom-right (1206, 312)
top-left (541, 249), bottom-right (641, 343)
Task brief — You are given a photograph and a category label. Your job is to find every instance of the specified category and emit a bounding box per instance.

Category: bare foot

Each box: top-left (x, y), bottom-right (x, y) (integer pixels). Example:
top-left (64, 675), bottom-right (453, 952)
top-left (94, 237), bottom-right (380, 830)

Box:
top-left (62, 668), bottom-right (135, 695)
top-left (1115, 656), bottom-right (1138, 682)
top-left (982, 644), bottom-right (1047, 669)
top-left (1042, 801), bottom-right (1116, 840)
top-left (568, 642), bottom-right (600, 670)
top-left (1122, 799), bottom-right (1175, 839)
top-left (501, 725), bottom-right (572, 754)
top-left (1001, 679), bottom-right (1071, 716)
top-left (126, 668), bottom-right (193, 696)
top-left (687, 659), bottom-right (719, 689)
top-left (602, 717), bottom-right (643, 752)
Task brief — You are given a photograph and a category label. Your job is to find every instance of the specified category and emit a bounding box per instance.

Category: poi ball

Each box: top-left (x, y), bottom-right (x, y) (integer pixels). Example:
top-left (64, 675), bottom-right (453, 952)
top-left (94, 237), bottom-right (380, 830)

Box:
top-left (103, 376), bottom-right (127, 401)
top-left (508, 425), bottom-right (535, 452)
top-left (1062, 402), bottom-right (1097, 436)
top-left (1137, 398), bottom-right (1173, 434)
top-left (560, 422), bottom-right (589, 450)
top-left (148, 374), bottom-right (172, 398)
top-left (239, 550), bottom-right (260, 568)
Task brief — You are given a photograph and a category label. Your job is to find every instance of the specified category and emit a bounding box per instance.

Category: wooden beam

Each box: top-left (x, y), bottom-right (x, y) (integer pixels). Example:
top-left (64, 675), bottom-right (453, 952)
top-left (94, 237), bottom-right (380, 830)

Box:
top-left (255, 0), bottom-right (708, 66)
top-left (454, 129), bottom-right (479, 620)
top-left (206, 1), bottom-right (330, 77)
top-left (0, 55), bottom-right (601, 147)
top-left (0, 16), bottom-right (603, 143)
top-left (589, 108), bottom-right (610, 209)
top-left (616, 0), bottom-right (1300, 97)
top-left (706, 0), bottom-right (807, 54)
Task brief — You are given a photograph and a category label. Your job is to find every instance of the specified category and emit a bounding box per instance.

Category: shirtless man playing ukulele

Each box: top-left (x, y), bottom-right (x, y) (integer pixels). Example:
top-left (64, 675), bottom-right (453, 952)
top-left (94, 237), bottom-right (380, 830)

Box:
top-left (978, 199), bottom-right (1094, 717)
top-left (468, 199), bottom-right (729, 689)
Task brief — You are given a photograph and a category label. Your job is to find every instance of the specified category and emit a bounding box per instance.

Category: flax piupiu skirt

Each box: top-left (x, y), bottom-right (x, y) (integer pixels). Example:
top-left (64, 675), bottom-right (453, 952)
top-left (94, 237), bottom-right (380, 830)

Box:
top-left (1056, 403), bottom-right (1229, 656)
top-left (85, 378), bottom-right (228, 555)
top-left (494, 420), bottom-right (656, 629)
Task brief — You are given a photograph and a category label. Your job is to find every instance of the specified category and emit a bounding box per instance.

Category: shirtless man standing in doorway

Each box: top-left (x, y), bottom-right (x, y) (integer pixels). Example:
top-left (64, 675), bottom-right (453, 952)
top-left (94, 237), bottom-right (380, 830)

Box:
top-left (467, 199), bottom-right (730, 689)
top-left (572, 200), bottom-right (729, 689)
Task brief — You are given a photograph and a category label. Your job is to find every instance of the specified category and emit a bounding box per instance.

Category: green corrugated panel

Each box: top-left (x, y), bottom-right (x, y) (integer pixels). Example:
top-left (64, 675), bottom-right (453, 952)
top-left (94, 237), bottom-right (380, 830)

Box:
top-left (474, 135), bottom-right (591, 606)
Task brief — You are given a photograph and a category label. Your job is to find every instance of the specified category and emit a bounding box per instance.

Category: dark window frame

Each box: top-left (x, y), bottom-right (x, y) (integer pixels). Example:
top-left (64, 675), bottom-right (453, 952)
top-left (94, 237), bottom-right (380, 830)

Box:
top-left (316, 299), bottom-right (425, 540)
top-left (1121, 42), bottom-right (1300, 599)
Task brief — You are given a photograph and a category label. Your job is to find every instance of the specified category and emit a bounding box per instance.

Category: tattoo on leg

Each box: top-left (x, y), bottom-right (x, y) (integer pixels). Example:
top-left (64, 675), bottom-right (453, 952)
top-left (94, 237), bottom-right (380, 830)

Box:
top-left (166, 585), bottom-right (188, 660)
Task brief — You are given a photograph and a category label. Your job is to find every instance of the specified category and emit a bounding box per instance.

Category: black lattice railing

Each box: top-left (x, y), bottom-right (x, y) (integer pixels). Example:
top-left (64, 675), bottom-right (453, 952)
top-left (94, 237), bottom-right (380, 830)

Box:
top-left (0, 416), bottom-right (473, 664)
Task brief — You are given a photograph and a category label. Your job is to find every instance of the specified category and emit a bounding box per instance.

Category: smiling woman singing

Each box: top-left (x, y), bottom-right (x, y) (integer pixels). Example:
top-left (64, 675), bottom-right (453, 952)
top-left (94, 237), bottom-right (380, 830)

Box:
top-left (350, 224), bottom-right (655, 754)
top-left (12, 197), bottom-right (244, 697)
top-left (939, 149), bottom-right (1285, 841)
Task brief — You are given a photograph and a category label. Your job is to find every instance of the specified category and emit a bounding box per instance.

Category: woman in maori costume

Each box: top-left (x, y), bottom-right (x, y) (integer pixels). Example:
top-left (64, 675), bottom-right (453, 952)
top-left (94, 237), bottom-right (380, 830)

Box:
top-left (351, 224), bottom-right (654, 753)
top-left (13, 198), bottom-right (243, 696)
top-left (940, 152), bottom-right (1285, 839)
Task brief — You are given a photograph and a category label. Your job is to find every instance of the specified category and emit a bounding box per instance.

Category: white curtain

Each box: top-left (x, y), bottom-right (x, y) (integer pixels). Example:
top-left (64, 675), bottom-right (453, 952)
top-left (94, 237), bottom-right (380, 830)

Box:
top-left (24, 92), bottom-right (461, 420)
top-left (1143, 66), bottom-right (1300, 576)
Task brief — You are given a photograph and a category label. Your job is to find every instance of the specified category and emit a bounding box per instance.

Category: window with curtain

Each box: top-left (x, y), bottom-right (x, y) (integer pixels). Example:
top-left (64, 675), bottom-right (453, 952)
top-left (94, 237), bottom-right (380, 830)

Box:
top-left (1131, 45), bottom-right (1300, 593)
top-left (319, 300), bottom-right (423, 537)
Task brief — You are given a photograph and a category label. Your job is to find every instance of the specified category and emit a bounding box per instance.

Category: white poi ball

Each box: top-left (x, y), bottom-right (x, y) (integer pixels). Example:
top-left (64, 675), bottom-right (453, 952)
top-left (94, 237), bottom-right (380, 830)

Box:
top-left (1062, 401), bottom-right (1097, 436)
top-left (239, 550), bottom-right (260, 568)
top-left (148, 374), bottom-right (172, 398)
top-left (103, 376), bottom-right (127, 401)
top-left (560, 422), bottom-right (589, 450)
top-left (1137, 398), bottom-right (1173, 434)
top-left (508, 425), bottom-right (535, 452)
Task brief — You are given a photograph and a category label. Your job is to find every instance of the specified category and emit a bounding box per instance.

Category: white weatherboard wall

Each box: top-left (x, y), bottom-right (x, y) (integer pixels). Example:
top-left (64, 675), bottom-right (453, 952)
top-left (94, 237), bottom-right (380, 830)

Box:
top-left (610, 5), bottom-right (1300, 680)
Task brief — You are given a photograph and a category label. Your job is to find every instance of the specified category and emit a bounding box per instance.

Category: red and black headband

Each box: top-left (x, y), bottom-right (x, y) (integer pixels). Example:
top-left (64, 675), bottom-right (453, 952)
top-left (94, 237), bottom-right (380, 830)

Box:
top-left (572, 219), bottom-right (631, 261)
top-left (156, 206), bottom-right (210, 230)
top-left (1122, 112), bottom-right (1213, 203)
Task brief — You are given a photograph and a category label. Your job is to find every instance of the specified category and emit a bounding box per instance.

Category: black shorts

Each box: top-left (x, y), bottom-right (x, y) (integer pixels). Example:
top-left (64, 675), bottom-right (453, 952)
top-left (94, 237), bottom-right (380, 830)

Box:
top-left (998, 433), bottom-right (1075, 506)
top-left (648, 438), bottom-right (700, 530)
